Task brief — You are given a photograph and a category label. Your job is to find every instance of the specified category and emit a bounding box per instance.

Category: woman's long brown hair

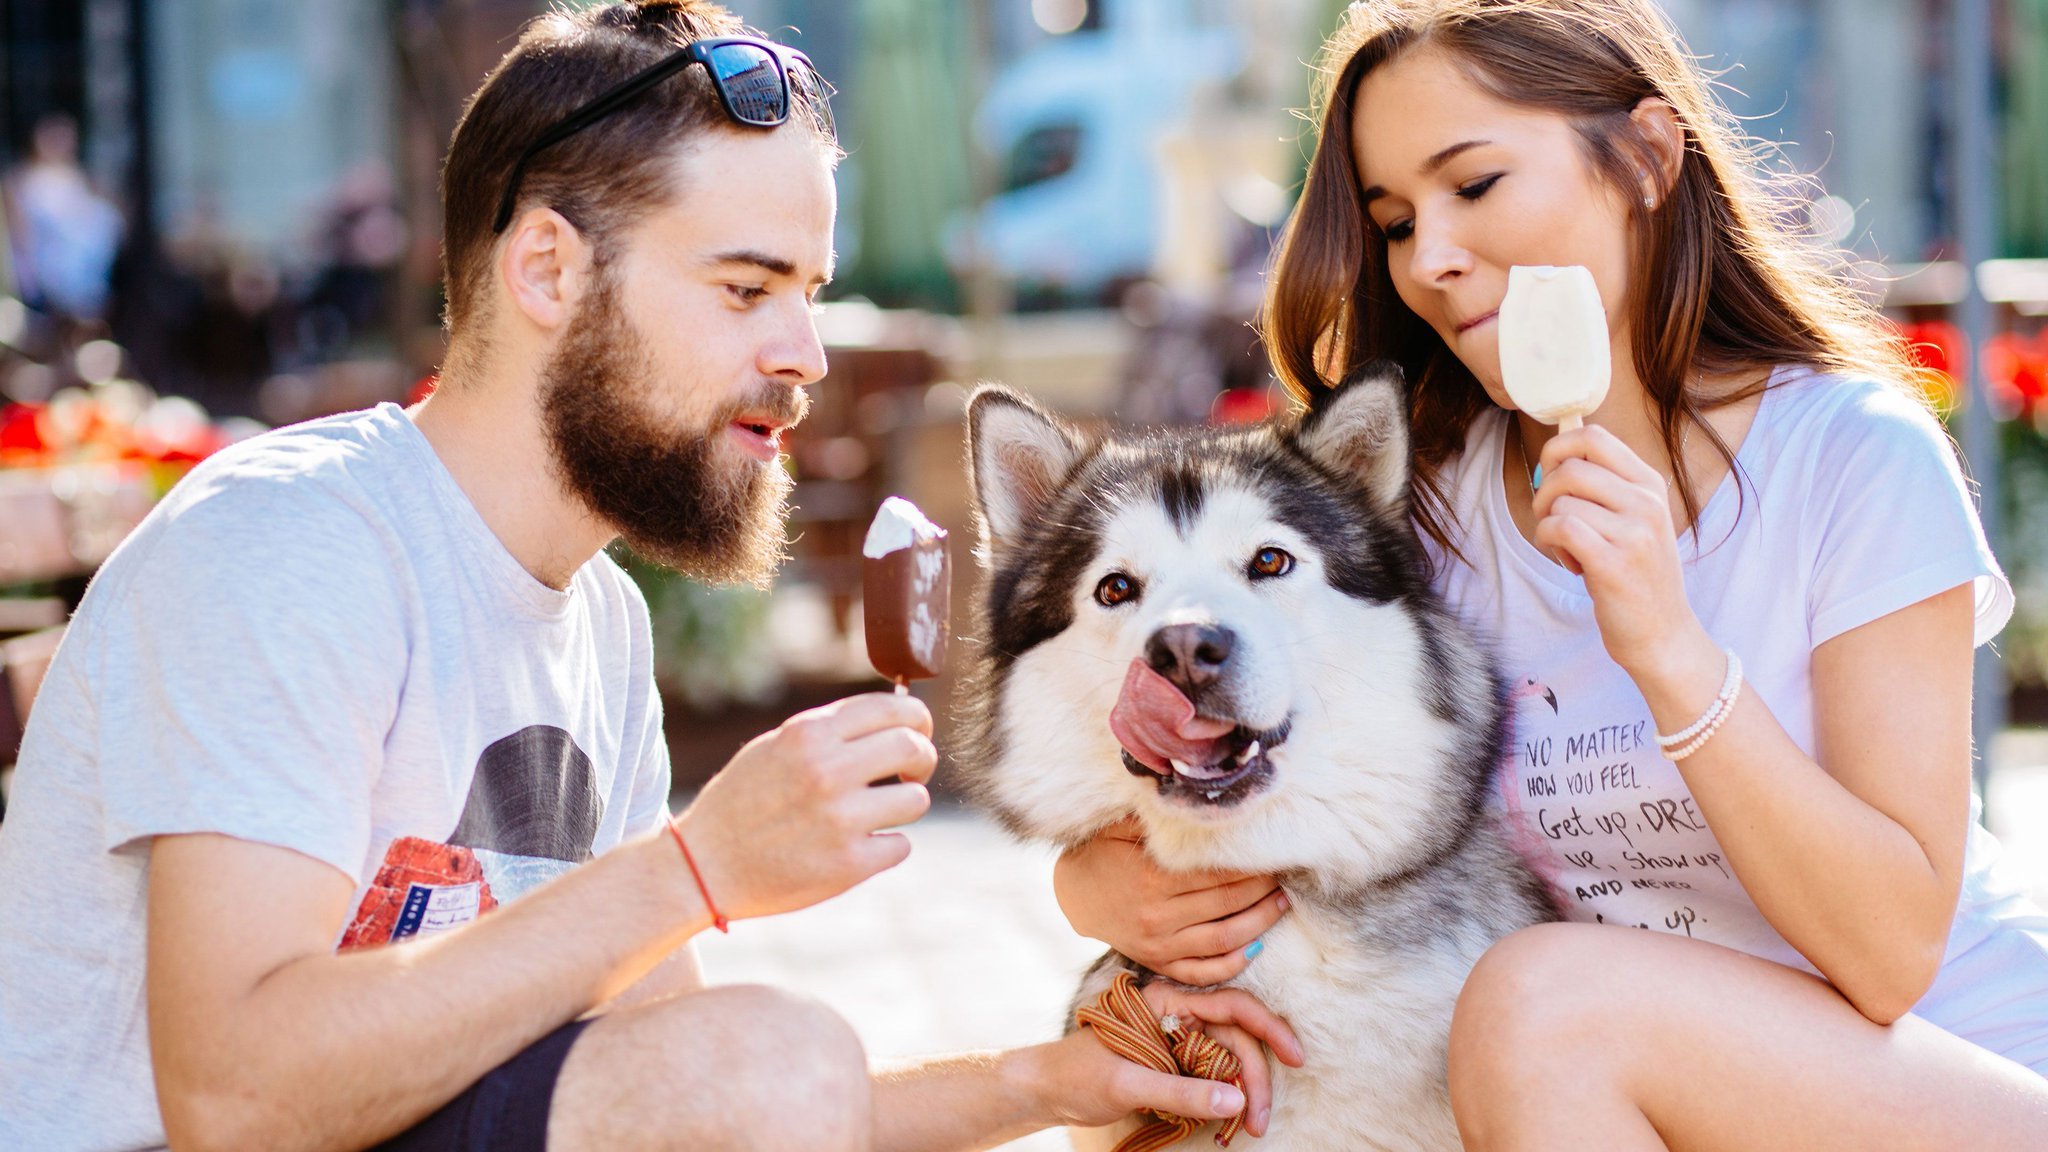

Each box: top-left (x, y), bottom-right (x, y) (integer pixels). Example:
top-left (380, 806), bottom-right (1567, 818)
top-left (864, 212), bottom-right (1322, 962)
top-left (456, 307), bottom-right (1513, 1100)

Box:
top-left (1262, 0), bottom-right (1929, 562)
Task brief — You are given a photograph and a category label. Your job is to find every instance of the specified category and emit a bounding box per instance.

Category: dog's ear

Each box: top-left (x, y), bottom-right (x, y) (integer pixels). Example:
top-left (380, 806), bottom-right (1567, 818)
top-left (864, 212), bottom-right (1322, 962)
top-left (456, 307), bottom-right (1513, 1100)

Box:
top-left (1292, 361), bottom-right (1409, 514)
top-left (967, 385), bottom-right (1084, 554)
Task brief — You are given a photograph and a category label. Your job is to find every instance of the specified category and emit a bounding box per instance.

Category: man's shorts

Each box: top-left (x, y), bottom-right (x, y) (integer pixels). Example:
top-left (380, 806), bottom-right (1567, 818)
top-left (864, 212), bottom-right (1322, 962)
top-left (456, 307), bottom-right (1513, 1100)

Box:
top-left (373, 1019), bottom-right (593, 1152)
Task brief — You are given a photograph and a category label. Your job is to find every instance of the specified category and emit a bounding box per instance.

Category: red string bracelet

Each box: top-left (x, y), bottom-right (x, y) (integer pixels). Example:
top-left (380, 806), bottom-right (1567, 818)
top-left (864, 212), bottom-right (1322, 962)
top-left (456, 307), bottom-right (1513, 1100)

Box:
top-left (665, 816), bottom-right (729, 933)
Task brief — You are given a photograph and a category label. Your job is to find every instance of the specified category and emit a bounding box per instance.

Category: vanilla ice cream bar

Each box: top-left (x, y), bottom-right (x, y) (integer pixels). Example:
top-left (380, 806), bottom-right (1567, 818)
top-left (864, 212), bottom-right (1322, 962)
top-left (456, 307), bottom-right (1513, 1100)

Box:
top-left (1497, 265), bottom-right (1612, 431)
top-left (862, 496), bottom-right (951, 688)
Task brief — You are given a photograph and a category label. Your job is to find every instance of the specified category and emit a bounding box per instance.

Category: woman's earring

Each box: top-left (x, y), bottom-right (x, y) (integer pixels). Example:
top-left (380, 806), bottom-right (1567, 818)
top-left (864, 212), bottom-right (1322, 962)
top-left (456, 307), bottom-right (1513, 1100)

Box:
top-left (1644, 196), bottom-right (1656, 208)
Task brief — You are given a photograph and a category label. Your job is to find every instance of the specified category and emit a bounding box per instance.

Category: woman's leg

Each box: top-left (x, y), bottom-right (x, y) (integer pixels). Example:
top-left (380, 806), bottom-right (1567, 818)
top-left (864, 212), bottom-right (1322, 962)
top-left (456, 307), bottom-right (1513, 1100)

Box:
top-left (1448, 922), bottom-right (2048, 1151)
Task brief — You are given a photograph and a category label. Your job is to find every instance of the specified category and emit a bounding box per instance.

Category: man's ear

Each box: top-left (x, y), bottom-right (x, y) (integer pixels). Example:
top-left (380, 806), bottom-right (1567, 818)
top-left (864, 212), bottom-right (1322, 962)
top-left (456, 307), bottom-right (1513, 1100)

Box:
top-left (966, 385), bottom-right (1085, 557)
top-left (497, 207), bottom-right (593, 332)
top-left (1291, 362), bottom-right (1409, 515)
top-left (1630, 97), bottom-right (1686, 206)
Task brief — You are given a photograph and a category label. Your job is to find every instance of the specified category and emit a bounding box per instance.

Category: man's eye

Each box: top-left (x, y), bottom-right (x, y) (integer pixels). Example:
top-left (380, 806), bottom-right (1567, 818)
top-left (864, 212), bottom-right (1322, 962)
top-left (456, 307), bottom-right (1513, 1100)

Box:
top-left (1094, 572), bottom-right (1139, 607)
top-left (1248, 547), bottom-right (1295, 579)
top-left (728, 284), bottom-right (768, 304)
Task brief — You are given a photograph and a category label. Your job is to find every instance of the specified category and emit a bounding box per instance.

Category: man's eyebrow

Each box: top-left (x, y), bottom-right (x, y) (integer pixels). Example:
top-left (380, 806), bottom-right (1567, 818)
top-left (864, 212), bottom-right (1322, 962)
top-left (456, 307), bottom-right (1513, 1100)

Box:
top-left (704, 249), bottom-right (831, 285)
top-left (705, 249), bottom-right (796, 276)
top-left (1361, 139), bottom-right (1492, 206)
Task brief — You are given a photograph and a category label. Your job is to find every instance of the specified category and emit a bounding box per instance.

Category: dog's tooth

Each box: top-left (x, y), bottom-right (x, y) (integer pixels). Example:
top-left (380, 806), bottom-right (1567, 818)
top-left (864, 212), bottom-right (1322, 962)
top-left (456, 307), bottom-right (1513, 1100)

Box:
top-left (1178, 759), bottom-right (1236, 781)
top-left (1246, 740), bottom-right (1262, 760)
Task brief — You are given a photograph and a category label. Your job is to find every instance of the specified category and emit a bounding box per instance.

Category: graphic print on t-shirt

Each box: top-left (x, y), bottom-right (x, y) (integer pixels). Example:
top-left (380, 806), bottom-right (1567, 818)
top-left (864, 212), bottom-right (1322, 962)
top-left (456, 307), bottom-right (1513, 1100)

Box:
top-left (339, 725), bottom-right (603, 951)
top-left (1495, 677), bottom-right (1567, 891)
top-left (1497, 672), bottom-right (1735, 939)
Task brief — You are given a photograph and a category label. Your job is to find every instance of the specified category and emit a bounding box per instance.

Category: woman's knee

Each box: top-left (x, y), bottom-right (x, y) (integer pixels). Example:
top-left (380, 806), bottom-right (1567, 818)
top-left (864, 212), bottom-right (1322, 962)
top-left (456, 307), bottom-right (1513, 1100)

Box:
top-left (1449, 923), bottom-right (1615, 1093)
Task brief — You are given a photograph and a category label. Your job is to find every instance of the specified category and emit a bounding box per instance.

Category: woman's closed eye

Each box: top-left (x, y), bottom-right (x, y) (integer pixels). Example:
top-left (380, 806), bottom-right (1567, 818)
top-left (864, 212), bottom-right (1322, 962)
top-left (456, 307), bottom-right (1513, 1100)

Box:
top-left (1379, 174), bottom-right (1505, 243)
top-left (1458, 172), bottom-right (1504, 201)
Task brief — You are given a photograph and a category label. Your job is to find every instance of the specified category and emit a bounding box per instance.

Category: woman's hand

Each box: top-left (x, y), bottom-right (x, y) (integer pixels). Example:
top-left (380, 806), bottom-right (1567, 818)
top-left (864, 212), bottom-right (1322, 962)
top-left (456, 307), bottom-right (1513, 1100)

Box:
top-left (1532, 424), bottom-right (1712, 680)
top-left (1053, 818), bottom-right (1288, 985)
top-left (1031, 982), bottom-right (1306, 1138)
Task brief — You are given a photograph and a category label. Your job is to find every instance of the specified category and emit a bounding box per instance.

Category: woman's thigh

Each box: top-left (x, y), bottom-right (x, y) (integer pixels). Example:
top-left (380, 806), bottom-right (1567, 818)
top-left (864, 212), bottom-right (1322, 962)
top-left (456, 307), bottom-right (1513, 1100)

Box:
top-left (1448, 922), bottom-right (2048, 1152)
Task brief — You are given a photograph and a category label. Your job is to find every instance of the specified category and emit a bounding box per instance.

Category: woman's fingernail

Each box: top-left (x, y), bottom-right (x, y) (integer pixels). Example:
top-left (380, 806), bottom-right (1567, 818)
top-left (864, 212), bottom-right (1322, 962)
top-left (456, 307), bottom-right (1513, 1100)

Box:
top-left (1244, 938), bottom-right (1265, 960)
top-left (1277, 891), bottom-right (1290, 911)
top-left (1256, 1107), bottom-right (1271, 1131)
top-left (1213, 1085), bottom-right (1245, 1113)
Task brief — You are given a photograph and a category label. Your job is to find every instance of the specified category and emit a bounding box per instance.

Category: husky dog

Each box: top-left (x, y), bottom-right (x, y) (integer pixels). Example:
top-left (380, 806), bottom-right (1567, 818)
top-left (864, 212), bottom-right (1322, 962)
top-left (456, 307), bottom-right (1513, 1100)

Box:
top-left (957, 368), bottom-right (1556, 1152)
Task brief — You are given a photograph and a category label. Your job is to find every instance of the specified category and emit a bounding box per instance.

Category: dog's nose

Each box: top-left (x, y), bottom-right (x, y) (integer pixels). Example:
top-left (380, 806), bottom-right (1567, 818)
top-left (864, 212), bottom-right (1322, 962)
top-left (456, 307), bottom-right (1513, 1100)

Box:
top-left (1147, 623), bottom-right (1236, 695)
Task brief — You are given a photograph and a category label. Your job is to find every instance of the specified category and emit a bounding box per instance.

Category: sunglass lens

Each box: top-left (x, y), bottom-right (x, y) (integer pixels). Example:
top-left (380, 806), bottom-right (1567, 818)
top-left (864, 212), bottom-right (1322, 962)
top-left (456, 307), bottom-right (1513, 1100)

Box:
top-left (706, 43), bottom-right (787, 124)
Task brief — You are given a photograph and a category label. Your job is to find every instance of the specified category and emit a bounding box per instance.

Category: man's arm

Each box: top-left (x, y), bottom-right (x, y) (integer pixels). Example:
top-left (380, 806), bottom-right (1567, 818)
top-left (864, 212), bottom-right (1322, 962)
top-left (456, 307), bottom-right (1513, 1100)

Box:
top-left (590, 939), bottom-right (707, 1016)
top-left (149, 693), bottom-right (936, 1152)
top-left (149, 830), bottom-right (703, 1152)
top-left (869, 984), bottom-right (1305, 1152)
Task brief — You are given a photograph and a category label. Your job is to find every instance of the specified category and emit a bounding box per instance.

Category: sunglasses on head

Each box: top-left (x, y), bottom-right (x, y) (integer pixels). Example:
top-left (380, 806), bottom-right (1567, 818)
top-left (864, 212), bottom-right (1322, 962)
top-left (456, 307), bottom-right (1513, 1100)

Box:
top-left (492, 35), bottom-right (832, 234)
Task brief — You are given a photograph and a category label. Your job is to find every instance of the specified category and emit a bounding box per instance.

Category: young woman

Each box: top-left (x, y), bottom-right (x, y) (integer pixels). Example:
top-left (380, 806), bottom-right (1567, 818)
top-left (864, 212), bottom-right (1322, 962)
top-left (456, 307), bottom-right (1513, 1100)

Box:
top-left (1053, 1), bottom-right (2048, 1146)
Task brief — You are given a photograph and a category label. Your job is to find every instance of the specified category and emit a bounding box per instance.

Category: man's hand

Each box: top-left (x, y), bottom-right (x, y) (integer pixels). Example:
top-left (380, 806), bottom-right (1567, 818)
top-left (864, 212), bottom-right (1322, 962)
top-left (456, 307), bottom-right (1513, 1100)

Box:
top-left (1034, 982), bottom-right (1306, 1138)
top-left (676, 692), bottom-right (937, 921)
top-left (1053, 818), bottom-right (1288, 985)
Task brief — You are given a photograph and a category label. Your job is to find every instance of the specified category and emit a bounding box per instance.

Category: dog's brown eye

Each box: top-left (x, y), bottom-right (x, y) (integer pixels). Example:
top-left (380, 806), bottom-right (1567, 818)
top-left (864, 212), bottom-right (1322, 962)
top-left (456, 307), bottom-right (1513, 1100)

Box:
top-left (1094, 573), bottom-right (1138, 607)
top-left (1250, 547), bottom-right (1294, 579)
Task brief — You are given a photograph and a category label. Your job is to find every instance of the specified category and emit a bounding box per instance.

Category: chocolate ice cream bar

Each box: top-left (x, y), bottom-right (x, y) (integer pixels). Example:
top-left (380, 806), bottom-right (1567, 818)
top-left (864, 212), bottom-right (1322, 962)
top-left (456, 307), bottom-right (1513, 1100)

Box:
top-left (862, 496), bottom-right (951, 688)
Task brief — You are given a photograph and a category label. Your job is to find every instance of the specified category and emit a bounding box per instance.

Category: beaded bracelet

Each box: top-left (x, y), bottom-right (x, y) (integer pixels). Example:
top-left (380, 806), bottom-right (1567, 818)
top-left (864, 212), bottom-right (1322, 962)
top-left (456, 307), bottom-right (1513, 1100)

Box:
top-left (1657, 648), bottom-right (1742, 762)
top-left (1667, 692), bottom-right (1738, 761)
top-left (666, 815), bottom-right (729, 933)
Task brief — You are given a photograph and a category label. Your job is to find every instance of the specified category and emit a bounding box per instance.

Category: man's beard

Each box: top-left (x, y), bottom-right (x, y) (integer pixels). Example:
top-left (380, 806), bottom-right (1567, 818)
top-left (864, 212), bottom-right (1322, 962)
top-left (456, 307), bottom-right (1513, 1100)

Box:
top-left (538, 272), bottom-right (804, 588)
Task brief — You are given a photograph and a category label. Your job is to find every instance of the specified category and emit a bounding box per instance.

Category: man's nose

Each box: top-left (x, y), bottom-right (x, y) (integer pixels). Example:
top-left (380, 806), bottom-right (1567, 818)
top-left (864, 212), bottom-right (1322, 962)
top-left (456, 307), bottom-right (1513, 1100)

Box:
top-left (761, 303), bottom-right (828, 385)
top-left (1146, 622), bottom-right (1237, 698)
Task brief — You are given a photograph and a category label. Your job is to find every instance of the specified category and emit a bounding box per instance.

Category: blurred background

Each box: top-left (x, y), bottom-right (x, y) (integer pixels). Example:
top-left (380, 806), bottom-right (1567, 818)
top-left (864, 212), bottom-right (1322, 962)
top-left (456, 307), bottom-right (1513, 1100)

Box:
top-left (0, 2), bottom-right (2045, 1140)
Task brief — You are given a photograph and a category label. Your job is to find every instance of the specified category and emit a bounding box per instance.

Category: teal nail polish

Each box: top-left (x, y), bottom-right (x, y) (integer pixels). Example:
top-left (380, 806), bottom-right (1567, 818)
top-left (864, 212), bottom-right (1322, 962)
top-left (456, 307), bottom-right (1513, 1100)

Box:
top-left (1244, 938), bottom-right (1265, 960)
top-left (1531, 462), bottom-right (1544, 489)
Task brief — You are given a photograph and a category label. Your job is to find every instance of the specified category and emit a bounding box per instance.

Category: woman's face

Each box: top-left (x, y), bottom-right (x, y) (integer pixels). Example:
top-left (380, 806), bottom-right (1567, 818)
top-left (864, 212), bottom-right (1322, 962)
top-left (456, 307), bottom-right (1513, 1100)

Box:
top-left (1351, 46), bottom-right (1638, 409)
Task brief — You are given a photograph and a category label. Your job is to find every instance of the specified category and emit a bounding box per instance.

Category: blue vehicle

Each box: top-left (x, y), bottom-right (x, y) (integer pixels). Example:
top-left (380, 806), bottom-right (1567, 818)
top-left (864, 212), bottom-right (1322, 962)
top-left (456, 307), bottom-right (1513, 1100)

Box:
top-left (955, 0), bottom-right (1243, 305)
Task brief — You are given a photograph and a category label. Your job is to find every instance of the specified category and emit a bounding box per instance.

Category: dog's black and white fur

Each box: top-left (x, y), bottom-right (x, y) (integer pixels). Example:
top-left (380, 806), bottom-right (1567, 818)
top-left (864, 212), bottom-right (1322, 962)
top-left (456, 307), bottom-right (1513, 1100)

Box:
top-left (957, 367), bottom-right (1557, 1151)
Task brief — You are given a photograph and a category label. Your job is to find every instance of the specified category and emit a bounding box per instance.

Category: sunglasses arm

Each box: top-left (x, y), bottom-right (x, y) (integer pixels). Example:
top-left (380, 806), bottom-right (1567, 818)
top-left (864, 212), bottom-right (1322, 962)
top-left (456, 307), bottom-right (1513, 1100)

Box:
top-left (490, 51), bottom-right (700, 233)
top-left (489, 38), bottom-right (822, 235)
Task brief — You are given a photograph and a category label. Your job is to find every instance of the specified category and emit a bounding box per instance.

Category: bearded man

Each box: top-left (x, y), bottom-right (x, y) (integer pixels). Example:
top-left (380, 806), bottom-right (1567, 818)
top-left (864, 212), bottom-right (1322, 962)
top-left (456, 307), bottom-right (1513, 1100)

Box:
top-left (0, 4), bottom-right (1297, 1151)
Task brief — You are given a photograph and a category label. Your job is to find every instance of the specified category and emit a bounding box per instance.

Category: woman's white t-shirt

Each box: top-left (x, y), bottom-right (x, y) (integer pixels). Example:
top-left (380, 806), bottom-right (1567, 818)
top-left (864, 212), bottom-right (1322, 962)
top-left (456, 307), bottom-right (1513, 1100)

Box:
top-left (1430, 365), bottom-right (2048, 1071)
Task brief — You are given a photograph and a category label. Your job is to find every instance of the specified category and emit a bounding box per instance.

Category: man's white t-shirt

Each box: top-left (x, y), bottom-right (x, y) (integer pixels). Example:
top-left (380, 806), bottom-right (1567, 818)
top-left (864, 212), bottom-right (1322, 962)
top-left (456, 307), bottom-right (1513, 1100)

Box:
top-left (1431, 365), bottom-right (2048, 1071)
top-left (0, 403), bottom-right (673, 1150)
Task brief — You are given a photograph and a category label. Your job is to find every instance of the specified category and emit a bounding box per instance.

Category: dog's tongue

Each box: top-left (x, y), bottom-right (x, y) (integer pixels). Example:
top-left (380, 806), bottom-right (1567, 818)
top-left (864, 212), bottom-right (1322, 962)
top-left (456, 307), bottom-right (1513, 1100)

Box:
top-left (1109, 659), bottom-right (1236, 774)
